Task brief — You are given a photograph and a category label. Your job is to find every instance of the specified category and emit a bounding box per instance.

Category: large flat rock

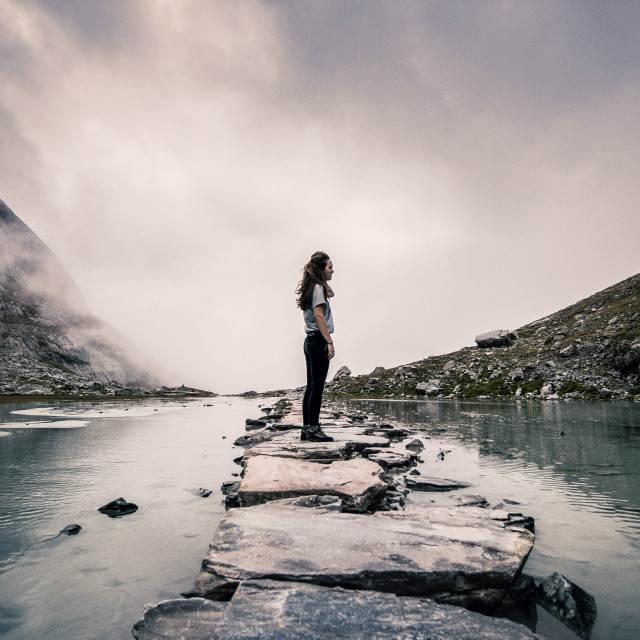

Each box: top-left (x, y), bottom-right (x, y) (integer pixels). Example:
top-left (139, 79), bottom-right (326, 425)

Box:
top-left (135, 580), bottom-right (542, 639)
top-left (272, 426), bottom-right (391, 452)
top-left (238, 455), bottom-right (388, 512)
top-left (242, 440), bottom-right (354, 462)
top-left (192, 499), bottom-right (534, 611)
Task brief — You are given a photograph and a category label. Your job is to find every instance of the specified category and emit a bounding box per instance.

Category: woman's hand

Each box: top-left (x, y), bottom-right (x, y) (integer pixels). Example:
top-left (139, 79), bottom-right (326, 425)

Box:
top-left (327, 343), bottom-right (335, 360)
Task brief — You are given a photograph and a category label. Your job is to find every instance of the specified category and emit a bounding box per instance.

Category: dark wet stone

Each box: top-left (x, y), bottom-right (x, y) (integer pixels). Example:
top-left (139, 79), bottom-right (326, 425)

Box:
top-left (245, 419), bottom-right (267, 430)
top-left (405, 438), bottom-right (425, 452)
top-left (136, 580), bottom-right (541, 639)
top-left (233, 430), bottom-right (273, 448)
top-left (59, 524), bottom-right (82, 535)
top-left (98, 497), bottom-right (138, 517)
top-left (221, 481), bottom-right (241, 496)
top-left (197, 488), bottom-right (212, 498)
top-left (405, 476), bottom-right (471, 492)
top-left (536, 572), bottom-right (597, 639)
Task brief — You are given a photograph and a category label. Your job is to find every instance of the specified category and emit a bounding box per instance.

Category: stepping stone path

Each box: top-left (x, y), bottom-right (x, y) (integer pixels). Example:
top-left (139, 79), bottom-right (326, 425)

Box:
top-left (133, 400), bottom-right (540, 638)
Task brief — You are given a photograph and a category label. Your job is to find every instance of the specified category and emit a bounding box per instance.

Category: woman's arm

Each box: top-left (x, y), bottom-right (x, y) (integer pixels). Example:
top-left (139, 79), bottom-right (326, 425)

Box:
top-left (313, 305), bottom-right (335, 359)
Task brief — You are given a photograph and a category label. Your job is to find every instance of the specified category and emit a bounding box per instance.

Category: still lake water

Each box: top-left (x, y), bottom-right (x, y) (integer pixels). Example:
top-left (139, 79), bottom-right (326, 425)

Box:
top-left (0, 397), bottom-right (639, 640)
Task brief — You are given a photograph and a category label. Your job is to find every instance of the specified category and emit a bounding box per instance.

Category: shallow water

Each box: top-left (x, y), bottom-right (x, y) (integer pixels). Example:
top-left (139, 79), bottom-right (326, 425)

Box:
top-left (0, 397), bottom-right (263, 640)
top-left (344, 398), bottom-right (640, 640)
top-left (0, 397), bottom-right (639, 639)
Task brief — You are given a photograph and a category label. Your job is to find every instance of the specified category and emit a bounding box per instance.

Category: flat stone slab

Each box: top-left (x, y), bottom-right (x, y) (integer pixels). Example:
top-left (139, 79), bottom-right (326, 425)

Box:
top-left (364, 448), bottom-right (417, 468)
top-left (273, 427), bottom-right (390, 452)
top-left (135, 580), bottom-right (542, 639)
top-left (242, 440), bottom-right (354, 463)
top-left (405, 476), bottom-right (472, 491)
top-left (238, 455), bottom-right (387, 512)
top-left (192, 499), bottom-right (535, 611)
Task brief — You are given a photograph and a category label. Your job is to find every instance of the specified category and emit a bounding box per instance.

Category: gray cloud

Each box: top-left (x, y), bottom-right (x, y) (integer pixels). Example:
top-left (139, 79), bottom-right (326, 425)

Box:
top-left (1, 0), bottom-right (639, 392)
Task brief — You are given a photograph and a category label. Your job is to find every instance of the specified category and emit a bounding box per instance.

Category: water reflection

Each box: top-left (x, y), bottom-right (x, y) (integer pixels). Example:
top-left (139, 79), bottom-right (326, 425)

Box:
top-left (349, 399), bottom-right (640, 530)
top-left (343, 398), bottom-right (640, 640)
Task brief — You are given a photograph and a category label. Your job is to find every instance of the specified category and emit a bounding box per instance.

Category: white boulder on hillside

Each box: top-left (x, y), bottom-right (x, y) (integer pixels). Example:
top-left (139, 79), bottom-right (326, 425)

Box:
top-left (475, 329), bottom-right (518, 348)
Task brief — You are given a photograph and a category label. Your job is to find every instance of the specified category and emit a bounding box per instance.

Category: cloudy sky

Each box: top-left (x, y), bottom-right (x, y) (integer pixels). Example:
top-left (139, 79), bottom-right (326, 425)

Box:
top-left (1, 0), bottom-right (639, 393)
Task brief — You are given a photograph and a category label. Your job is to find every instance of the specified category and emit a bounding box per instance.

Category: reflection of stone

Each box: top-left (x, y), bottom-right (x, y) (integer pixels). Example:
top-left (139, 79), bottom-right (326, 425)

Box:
top-left (536, 572), bottom-right (597, 639)
top-left (136, 579), bottom-right (541, 639)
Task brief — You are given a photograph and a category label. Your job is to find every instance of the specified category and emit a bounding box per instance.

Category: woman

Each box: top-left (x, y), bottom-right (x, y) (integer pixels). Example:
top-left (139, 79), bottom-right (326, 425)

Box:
top-left (296, 251), bottom-right (335, 442)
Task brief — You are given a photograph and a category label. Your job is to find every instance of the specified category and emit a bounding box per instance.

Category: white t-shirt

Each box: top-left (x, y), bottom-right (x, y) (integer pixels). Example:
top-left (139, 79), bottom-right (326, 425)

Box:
top-left (303, 284), bottom-right (334, 334)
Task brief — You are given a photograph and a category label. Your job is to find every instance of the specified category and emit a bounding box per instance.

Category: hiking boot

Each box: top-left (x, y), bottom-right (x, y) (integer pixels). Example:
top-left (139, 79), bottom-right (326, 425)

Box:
top-left (305, 425), bottom-right (334, 442)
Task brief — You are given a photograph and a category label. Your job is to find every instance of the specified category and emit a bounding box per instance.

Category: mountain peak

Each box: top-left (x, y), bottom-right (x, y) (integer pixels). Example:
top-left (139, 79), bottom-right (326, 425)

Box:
top-left (1, 198), bottom-right (165, 395)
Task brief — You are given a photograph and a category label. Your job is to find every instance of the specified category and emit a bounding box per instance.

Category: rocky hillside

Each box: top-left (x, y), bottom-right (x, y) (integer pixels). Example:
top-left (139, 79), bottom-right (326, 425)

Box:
top-left (0, 198), bottom-right (210, 397)
top-left (326, 272), bottom-right (640, 401)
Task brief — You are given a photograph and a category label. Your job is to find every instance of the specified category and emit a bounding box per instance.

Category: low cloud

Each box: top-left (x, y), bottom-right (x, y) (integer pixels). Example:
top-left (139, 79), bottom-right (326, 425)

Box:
top-left (1, 0), bottom-right (639, 392)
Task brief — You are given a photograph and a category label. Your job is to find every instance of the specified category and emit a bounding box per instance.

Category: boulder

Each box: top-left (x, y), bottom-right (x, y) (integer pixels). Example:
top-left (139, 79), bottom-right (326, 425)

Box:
top-left (191, 500), bottom-right (535, 612)
top-left (475, 330), bottom-right (518, 348)
top-left (610, 340), bottom-right (640, 373)
top-left (536, 572), bottom-right (597, 639)
top-left (559, 344), bottom-right (577, 358)
top-left (242, 440), bottom-right (354, 463)
top-left (415, 379), bottom-right (443, 396)
top-left (136, 580), bottom-right (542, 639)
top-left (237, 455), bottom-right (388, 512)
top-left (332, 366), bottom-right (351, 381)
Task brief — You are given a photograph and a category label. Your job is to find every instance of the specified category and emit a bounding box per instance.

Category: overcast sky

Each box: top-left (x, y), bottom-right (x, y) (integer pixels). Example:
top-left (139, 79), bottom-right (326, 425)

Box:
top-left (1, 0), bottom-right (639, 393)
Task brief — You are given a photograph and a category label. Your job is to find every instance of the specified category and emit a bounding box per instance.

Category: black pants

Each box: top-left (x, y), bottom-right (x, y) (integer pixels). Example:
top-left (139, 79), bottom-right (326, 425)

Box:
top-left (303, 332), bottom-right (330, 427)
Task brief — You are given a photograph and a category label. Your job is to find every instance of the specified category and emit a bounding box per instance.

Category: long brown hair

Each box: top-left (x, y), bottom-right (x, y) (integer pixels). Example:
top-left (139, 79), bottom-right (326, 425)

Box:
top-left (296, 251), bottom-right (331, 311)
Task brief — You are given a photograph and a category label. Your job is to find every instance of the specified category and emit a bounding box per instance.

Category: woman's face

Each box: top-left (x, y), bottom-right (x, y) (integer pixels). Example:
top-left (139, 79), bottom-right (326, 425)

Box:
top-left (323, 260), bottom-right (334, 281)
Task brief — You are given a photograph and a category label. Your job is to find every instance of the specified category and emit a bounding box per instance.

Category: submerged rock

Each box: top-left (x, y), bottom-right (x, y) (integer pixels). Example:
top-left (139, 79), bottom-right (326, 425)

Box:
top-left (405, 476), bottom-right (471, 492)
top-left (137, 579), bottom-right (542, 639)
top-left (536, 571), bottom-right (597, 639)
top-left (191, 499), bottom-right (535, 612)
top-left (98, 497), bottom-right (138, 517)
top-left (59, 523), bottom-right (82, 535)
top-left (238, 455), bottom-right (388, 512)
